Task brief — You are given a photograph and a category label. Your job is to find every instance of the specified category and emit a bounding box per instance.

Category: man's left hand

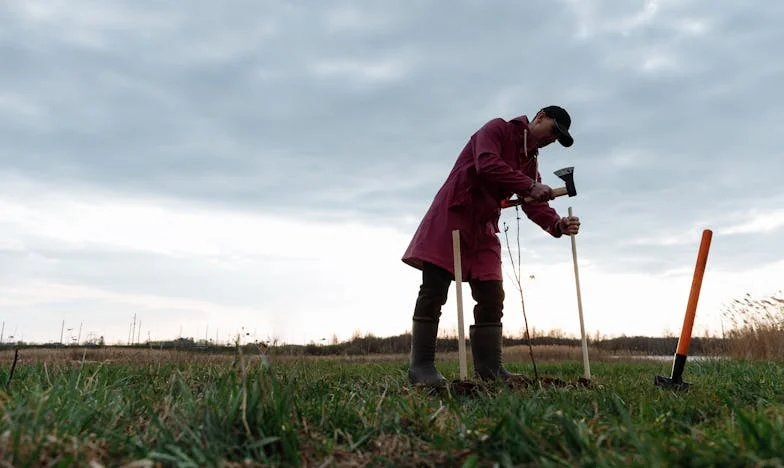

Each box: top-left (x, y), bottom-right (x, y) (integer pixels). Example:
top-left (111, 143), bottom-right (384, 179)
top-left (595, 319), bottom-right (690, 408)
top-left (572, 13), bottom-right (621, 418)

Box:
top-left (559, 216), bottom-right (580, 235)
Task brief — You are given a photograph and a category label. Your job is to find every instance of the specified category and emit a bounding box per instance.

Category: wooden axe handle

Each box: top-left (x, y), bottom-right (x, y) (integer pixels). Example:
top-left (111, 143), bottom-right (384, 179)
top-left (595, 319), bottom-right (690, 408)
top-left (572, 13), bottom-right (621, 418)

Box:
top-left (500, 186), bottom-right (570, 208)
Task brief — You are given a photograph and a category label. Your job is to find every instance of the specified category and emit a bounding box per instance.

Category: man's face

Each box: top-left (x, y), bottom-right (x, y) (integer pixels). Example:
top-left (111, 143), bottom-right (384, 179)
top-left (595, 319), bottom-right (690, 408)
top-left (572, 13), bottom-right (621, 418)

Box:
top-left (530, 113), bottom-right (559, 148)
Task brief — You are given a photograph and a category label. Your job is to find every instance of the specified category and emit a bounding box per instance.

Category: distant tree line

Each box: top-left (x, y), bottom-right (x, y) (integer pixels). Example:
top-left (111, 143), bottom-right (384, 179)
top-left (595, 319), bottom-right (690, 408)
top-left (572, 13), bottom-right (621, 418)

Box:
top-left (0, 331), bottom-right (728, 357)
top-left (5, 291), bottom-right (779, 359)
top-left (268, 332), bottom-right (728, 357)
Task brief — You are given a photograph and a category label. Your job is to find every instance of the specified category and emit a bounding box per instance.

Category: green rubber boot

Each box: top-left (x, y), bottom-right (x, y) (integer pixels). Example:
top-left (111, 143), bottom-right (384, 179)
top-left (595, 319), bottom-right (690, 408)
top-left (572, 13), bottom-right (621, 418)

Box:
top-left (470, 323), bottom-right (528, 382)
top-left (407, 317), bottom-right (447, 387)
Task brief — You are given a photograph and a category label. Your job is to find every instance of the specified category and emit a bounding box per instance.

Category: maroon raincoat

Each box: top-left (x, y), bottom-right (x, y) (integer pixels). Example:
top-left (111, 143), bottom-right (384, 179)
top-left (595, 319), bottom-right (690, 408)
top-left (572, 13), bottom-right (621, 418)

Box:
top-left (402, 115), bottom-right (564, 282)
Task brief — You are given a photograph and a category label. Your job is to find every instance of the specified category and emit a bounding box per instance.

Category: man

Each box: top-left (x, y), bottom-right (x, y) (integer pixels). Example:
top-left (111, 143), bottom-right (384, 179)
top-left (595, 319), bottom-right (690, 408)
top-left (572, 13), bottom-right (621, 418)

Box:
top-left (401, 105), bottom-right (581, 387)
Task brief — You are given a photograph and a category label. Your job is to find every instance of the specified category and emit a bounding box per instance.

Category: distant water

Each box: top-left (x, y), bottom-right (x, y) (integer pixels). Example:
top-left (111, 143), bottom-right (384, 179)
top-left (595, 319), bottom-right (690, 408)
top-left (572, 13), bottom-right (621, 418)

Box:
top-left (611, 355), bottom-right (728, 362)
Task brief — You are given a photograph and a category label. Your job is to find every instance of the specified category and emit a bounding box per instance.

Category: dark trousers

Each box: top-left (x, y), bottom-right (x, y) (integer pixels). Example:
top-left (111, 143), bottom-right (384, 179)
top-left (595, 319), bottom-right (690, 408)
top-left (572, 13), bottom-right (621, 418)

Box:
top-left (413, 262), bottom-right (504, 324)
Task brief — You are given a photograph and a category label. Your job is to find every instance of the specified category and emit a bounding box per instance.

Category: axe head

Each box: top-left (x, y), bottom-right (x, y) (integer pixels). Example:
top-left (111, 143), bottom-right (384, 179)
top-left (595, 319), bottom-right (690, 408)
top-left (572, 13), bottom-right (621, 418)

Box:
top-left (554, 166), bottom-right (577, 197)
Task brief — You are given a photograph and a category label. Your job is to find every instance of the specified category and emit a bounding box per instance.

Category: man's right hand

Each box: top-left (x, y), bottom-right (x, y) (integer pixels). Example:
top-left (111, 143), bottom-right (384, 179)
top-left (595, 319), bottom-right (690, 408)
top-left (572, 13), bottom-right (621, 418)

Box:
top-left (528, 182), bottom-right (553, 202)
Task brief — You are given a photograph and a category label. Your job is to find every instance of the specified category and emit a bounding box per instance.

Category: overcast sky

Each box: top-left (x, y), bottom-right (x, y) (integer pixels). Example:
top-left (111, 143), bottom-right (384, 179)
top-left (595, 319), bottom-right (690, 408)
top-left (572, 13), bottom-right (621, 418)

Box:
top-left (1, 0), bottom-right (783, 346)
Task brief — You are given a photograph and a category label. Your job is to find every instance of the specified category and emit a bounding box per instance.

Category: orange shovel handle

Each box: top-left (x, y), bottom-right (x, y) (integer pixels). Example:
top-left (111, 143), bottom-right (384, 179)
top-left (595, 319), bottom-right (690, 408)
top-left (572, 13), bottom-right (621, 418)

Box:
top-left (676, 229), bottom-right (713, 356)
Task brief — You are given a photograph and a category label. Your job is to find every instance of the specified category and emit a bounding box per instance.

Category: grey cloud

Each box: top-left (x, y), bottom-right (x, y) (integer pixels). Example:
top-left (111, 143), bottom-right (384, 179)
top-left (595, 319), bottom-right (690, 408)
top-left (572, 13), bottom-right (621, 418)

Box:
top-left (1, 0), bottom-right (783, 278)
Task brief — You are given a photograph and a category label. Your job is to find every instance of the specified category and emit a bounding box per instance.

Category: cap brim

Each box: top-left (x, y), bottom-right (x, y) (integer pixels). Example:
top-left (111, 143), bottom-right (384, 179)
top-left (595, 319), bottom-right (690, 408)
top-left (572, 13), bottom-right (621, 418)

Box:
top-left (554, 121), bottom-right (573, 147)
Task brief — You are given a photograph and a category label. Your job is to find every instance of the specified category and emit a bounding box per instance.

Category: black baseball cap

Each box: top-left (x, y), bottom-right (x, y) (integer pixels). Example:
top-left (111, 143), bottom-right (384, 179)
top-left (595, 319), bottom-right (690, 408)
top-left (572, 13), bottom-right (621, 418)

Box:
top-left (541, 105), bottom-right (573, 147)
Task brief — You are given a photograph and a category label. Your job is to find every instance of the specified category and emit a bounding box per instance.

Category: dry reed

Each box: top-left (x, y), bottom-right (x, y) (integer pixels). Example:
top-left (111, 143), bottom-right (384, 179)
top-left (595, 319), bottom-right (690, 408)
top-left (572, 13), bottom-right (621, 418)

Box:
top-left (721, 290), bottom-right (784, 360)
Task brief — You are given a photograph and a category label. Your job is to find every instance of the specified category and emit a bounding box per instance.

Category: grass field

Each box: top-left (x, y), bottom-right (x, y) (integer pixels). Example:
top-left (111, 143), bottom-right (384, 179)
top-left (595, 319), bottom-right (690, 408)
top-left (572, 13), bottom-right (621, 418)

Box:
top-left (1, 347), bottom-right (783, 467)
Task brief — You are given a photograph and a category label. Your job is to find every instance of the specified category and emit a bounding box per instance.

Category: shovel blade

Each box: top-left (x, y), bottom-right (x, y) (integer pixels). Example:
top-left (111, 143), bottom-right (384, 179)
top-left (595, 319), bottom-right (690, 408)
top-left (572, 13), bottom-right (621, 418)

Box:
top-left (654, 375), bottom-right (689, 391)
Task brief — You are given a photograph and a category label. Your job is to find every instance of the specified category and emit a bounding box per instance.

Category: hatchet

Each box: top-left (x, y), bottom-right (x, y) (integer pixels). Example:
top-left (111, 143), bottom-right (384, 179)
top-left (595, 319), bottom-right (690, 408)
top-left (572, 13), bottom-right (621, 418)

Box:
top-left (501, 166), bottom-right (576, 208)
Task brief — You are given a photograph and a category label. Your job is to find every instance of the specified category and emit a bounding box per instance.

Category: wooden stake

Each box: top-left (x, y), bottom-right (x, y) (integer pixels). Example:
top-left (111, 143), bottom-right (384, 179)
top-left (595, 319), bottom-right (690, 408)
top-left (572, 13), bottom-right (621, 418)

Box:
top-left (568, 207), bottom-right (591, 380)
top-left (452, 230), bottom-right (468, 381)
